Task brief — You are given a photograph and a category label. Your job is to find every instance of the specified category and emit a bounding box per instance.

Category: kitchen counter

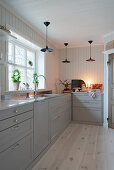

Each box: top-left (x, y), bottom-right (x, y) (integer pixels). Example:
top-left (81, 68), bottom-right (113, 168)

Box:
top-left (0, 93), bottom-right (69, 111)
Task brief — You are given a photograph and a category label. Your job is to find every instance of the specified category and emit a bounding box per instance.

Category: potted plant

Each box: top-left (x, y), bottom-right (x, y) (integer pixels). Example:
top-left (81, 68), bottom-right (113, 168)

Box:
top-left (28, 60), bottom-right (33, 67)
top-left (33, 72), bottom-right (39, 89)
top-left (60, 80), bottom-right (71, 91)
top-left (33, 72), bottom-right (46, 89)
top-left (11, 69), bottom-right (21, 90)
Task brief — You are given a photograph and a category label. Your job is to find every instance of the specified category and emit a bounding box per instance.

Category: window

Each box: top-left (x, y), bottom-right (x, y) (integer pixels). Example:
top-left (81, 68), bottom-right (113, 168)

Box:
top-left (8, 41), bottom-right (36, 91)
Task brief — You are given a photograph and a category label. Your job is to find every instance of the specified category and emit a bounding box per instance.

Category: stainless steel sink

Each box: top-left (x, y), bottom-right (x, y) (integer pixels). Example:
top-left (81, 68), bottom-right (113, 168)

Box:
top-left (42, 94), bottom-right (58, 97)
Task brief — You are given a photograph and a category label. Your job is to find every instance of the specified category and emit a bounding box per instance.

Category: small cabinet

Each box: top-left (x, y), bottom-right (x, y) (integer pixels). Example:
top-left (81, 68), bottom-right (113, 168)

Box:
top-left (34, 100), bottom-right (49, 158)
top-left (0, 134), bottom-right (33, 170)
top-left (49, 95), bottom-right (71, 141)
top-left (72, 93), bottom-right (103, 125)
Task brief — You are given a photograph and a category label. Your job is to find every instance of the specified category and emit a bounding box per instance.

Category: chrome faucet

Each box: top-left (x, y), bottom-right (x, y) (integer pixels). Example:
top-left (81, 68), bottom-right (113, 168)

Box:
top-left (34, 75), bottom-right (46, 98)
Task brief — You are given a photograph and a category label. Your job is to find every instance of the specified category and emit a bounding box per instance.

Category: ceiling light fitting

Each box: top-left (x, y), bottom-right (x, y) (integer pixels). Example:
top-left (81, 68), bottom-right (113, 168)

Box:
top-left (41, 21), bottom-right (53, 53)
top-left (62, 43), bottom-right (70, 63)
top-left (86, 40), bottom-right (95, 62)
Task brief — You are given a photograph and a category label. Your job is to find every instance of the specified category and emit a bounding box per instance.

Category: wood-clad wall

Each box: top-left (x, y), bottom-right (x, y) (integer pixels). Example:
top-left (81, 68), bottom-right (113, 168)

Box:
top-left (59, 45), bottom-right (104, 85)
top-left (0, 3), bottom-right (59, 93)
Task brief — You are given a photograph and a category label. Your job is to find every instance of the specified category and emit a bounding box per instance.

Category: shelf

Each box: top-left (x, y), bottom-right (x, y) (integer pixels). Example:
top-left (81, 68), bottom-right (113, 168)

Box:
top-left (0, 29), bottom-right (17, 41)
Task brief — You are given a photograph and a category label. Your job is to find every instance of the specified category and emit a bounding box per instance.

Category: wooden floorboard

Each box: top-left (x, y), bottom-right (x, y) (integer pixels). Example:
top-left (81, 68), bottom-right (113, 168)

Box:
top-left (32, 123), bottom-right (114, 170)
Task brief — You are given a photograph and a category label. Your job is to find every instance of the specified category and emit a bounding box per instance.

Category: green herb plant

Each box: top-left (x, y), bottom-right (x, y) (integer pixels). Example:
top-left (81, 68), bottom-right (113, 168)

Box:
top-left (11, 69), bottom-right (21, 83)
top-left (28, 60), bottom-right (33, 66)
top-left (33, 72), bottom-right (39, 84)
top-left (33, 72), bottom-right (46, 84)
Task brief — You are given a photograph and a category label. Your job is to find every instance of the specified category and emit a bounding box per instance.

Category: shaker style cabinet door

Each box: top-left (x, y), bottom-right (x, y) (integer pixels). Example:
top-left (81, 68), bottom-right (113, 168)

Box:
top-left (34, 101), bottom-right (49, 158)
top-left (0, 134), bottom-right (33, 170)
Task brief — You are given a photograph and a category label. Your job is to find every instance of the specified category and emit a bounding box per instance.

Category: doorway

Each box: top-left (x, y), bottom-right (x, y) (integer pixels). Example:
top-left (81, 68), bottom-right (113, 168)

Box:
top-left (107, 54), bottom-right (114, 128)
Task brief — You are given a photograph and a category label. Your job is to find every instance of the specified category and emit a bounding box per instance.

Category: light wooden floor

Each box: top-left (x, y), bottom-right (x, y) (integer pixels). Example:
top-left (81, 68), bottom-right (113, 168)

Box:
top-left (32, 123), bottom-right (114, 170)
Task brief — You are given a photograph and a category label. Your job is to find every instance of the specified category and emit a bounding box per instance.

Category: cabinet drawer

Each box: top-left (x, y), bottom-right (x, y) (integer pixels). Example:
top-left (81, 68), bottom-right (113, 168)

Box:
top-left (73, 100), bottom-right (101, 108)
top-left (49, 96), bottom-right (66, 109)
top-left (0, 110), bottom-right (33, 132)
top-left (0, 134), bottom-right (33, 170)
top-left (73, 93), bottom-right (102, 101)
top-left (73, 107), bottom-right (103, 123)
top-left (0, 118), bottom-right (33, 153)
top-left (49, 102), bottom-right (66, 116)
top-left (0, 103), bottom-right (33, 121)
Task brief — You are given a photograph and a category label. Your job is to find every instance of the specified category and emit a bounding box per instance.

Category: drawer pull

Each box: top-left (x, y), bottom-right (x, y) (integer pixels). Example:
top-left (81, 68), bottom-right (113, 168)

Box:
top-left (14, 109), bottom-right (18, 113)
top-left (11, 143), bottom-right (20, 150)
top-left (13, 119), bottom-right (18, 123)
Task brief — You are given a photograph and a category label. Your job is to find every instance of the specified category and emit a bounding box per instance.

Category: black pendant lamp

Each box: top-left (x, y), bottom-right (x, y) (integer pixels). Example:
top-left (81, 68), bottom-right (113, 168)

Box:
top-left (62, 43), bottom-right (70, 63)
top-left (41, 21), bottom-right (53, 52)
top-left (86, 40), bottom-right (95, 62)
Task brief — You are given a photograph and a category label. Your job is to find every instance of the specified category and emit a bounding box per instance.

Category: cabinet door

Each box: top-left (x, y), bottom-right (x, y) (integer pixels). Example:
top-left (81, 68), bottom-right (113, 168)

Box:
top-left (66, 95), bottom-right (71, 125)
top-left (0, 134), bottom-right (33, 170)
top-left (78, 107), bottom-right (102, 123)
top-left (73, 106), bottom-right (78, 120)
top-left (34, 101), bottom-right (49, 158)
top-left (50, 113), bottom-right (62, 141)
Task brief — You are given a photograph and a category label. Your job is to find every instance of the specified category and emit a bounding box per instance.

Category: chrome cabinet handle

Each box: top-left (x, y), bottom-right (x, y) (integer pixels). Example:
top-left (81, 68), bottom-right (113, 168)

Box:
top-left (13, 119), bottom-right (18, 123)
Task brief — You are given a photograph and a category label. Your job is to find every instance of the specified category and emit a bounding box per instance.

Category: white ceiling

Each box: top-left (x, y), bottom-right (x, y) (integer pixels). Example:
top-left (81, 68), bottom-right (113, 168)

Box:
top-left (1, 0), bottom-right (114, 48)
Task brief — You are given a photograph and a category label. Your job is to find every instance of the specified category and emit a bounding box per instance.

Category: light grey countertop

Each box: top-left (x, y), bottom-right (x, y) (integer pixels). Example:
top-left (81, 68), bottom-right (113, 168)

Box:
top-left (0, 93), bottom-right (70, 111)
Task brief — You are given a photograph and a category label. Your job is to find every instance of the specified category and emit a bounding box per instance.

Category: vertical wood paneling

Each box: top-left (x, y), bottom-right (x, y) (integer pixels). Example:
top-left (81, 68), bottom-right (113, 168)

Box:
top-left (59, 45), bottom-right (104, 85)
top-left (0, 4), bottom-right (59, 93)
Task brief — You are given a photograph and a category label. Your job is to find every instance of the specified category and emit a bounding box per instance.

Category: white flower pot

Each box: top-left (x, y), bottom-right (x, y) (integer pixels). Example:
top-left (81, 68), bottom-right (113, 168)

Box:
top-left (13, 82), bottom-right (20, 91)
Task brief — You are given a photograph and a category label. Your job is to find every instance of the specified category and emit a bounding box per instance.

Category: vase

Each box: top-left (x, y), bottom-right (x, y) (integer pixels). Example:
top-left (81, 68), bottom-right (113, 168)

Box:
top-left (36, 83), bottom-right (39, 89)
top-left (13, 82), bottom-right (20, 91)
top-left (34, 82), bottom-right (39, 89)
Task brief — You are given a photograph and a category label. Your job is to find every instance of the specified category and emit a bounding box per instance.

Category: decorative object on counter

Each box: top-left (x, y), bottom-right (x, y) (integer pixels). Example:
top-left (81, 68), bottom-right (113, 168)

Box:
top-left (91, 84), bottom-right (103, 92)
top-left (33, 72), bottom-right (46, 98)
top-left (41, 22), bottom-right (53, 52)
top-left (33, 72), bottom-right (39, 89)
top-left (11, 69), bottom-right (21, 91)
top-left (82, 83), bottom-right (86, 91)
top-left (60, 80), bottom-right (71, 92)
top-left (62, 43), bottom-right (70, 63)
top-left (28, 60), bottom-right (33, 66)
top-left (23, 82), bottom-right (29, 90)
top-left (86, 40), bottom-right (95, 62)
top-left (89, 91), bottom-right (96, 99)
top-left (71, 79), bottom-right (86, 92)
top-left (86, 80), bottom-right (92, 91)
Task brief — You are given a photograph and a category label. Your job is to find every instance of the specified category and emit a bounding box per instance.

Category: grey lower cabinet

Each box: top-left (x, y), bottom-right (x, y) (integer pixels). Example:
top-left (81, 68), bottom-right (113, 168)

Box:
top-left (66, 94), bottom-right (71, 125)
top-left (72, 92), bottom-right (104, 125)
top-left (49, 94), bottom-right (71, 141)
top-left (0, 134), bottom-right (33, 170)
top-left (0, 103), bottom-right (33, 170)
top-left (0, 94), bottom-right (71, 170)
top-left (34, 100), bottom-right (49, 159)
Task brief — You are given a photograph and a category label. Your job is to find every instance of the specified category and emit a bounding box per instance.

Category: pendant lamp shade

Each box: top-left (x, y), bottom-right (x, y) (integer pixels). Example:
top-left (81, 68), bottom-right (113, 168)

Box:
top-left (41, 21), bottom-right (53, 53)
top-left (62, 43), bottom-right (70, 63)
top-left (86, 40), bottom-right (95, 62)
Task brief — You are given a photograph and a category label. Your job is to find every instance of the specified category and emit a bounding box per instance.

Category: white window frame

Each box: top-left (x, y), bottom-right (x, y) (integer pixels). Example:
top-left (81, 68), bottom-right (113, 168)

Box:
top-left (7, 40), bottom-right (37, 91)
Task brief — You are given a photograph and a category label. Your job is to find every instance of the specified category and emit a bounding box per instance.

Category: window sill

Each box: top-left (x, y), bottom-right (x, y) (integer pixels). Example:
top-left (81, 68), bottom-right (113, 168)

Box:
top-left (2, 89), bottom-right (52, 100)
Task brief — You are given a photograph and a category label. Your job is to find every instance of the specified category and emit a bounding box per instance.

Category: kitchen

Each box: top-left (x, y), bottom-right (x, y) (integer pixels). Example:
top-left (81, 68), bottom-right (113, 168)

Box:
top-left (0, 0), bottom-right (114, 170)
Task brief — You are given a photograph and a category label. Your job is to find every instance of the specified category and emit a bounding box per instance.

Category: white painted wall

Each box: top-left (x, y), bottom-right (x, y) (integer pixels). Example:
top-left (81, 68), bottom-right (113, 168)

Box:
top-left (59, 45), bottom-right (104, 86)
top-left (0, 3), bottom-right (59, 93)
top-left (104, 31), bottom-right (114, 49)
